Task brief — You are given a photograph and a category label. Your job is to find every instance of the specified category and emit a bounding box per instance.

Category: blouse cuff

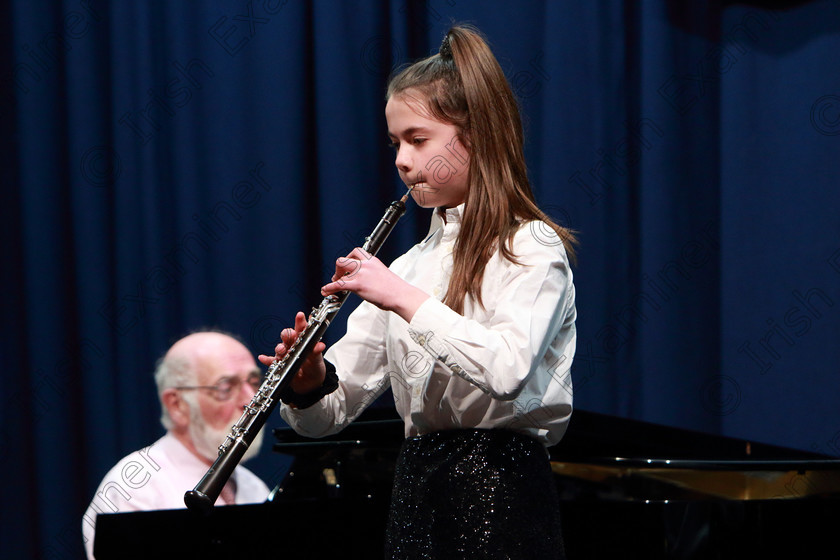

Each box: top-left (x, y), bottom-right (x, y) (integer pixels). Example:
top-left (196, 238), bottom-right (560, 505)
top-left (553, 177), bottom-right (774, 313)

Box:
top-left (407, 298), bottom-right (471, 379)
top-left (408, 297), bottom-right (459, 342)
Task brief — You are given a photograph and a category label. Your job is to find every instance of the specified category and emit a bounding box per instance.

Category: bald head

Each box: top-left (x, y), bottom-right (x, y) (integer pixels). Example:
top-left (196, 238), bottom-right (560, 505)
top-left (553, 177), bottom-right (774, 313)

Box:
top-left (164, 332), bottom-right (253, 376)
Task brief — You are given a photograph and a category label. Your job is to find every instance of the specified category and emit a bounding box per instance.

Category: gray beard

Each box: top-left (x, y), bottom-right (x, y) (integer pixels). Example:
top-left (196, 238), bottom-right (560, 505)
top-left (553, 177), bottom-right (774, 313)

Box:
top-left (187, 403), bottom-right (264, 465)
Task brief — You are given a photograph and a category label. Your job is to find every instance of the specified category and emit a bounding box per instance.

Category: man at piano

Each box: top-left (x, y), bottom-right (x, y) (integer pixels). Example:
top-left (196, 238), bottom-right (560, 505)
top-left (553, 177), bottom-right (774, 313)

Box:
top-left (81, 331), bottom-right (270, 559)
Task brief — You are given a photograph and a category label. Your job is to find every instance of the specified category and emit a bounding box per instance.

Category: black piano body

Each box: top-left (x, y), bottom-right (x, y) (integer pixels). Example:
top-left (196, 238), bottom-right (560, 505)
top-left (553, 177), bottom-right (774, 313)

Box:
top-left (547, 409), bottom-right (840, 559)
top-left (94, 407), bottom-right (840, 559)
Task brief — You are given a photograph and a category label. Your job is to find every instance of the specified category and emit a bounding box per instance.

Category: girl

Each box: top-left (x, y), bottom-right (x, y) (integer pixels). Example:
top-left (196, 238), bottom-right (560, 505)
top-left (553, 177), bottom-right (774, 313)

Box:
top-left (261, 25), bottom-right (576, 559)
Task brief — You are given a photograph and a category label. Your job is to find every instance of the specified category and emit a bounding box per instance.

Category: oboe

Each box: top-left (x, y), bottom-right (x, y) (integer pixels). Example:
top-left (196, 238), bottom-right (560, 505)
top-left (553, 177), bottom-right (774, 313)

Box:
top-left (184, 188), bottom-right (413, 515)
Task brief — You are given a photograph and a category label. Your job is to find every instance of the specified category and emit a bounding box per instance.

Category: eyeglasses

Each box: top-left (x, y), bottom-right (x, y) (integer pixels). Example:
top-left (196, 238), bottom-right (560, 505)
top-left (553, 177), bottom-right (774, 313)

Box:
top-left (175, 372), bottom-right (263, 402)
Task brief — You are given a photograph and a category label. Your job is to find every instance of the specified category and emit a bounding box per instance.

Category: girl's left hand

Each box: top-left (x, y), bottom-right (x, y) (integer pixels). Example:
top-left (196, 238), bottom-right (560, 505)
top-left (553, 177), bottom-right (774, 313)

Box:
top-left (322, 247), bottom-right (429, 322)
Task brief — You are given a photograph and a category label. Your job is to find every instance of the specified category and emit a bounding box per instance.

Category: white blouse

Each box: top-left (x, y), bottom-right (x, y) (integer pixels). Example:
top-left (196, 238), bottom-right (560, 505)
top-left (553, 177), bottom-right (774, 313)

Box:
top-left (281, 203), bottom-right (576, 447)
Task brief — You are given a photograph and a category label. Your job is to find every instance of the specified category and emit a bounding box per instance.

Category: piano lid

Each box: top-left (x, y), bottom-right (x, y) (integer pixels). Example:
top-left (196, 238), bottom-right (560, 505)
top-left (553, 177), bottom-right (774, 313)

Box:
top-left (551, 409), bottom-right (840, 501)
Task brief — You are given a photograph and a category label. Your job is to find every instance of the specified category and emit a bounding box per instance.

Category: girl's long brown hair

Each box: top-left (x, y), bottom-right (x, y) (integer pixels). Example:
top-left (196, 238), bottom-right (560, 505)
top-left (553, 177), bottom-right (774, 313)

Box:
top-left (387, 25), bottom-right (576, 314)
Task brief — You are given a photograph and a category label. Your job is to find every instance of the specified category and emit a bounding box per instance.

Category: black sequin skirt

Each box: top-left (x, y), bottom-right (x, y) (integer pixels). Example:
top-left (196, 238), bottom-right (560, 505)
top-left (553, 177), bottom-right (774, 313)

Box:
top-left (385, 429), bottom-right (566, 560)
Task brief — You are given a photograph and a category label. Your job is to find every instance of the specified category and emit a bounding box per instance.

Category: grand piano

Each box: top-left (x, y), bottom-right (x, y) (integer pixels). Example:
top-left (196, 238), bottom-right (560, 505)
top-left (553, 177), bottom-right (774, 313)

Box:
top-left (268, 405), bottom-right (840, 558)
top-left (94, 405), bottom-right (840, 559)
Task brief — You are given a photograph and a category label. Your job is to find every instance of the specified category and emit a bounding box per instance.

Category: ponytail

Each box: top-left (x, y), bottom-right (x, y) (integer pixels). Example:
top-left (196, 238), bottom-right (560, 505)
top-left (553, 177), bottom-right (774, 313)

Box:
top-left (388, 25), bottom-right (577, 314)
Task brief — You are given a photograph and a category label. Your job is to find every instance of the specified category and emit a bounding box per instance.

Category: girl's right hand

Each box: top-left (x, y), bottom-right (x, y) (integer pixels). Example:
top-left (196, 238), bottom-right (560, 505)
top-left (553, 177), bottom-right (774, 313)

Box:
top-left (258, 311), bottom-right (327, 395)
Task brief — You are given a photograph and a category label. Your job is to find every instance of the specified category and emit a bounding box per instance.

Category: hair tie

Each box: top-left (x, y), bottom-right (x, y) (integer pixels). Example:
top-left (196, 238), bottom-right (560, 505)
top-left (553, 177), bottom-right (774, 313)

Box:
top-left (439, 33), bottom-right (453, 61)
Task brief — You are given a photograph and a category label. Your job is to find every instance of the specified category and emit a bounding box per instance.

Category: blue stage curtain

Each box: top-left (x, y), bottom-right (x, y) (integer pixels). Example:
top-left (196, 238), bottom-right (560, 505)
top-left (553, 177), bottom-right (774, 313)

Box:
top-left (2, 1), bottom-right (839, 558)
